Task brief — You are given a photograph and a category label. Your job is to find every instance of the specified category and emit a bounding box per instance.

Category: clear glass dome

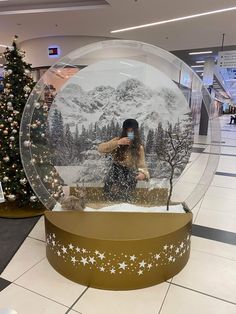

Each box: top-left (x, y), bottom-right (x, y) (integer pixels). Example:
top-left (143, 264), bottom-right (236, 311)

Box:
top-left (19, 40), bottom-right (220, 211)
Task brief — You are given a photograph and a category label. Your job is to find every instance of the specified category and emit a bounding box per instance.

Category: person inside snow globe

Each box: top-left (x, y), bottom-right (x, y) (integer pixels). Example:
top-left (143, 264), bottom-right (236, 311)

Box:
top-left (98, 118), bottom-right (149, 202)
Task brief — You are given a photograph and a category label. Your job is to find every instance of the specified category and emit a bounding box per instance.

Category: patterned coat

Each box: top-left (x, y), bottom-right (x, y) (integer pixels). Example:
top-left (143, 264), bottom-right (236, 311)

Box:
top-left (98, 137), bottom-right (150, 180)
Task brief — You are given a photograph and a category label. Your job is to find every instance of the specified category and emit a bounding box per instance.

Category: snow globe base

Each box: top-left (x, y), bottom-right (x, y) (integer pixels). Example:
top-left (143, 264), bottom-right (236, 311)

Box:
top-left (45, 209), bottom-right (192, 290)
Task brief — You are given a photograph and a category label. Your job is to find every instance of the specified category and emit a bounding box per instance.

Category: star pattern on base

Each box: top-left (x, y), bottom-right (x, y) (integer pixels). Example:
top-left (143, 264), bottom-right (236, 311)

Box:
top-left (46, 232), bottom-right (191, 277)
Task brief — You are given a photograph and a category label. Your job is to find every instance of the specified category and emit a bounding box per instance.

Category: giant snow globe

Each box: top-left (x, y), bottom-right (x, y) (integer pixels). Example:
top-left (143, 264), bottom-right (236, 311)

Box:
top-left (20, 40), bottom-right (220, 290)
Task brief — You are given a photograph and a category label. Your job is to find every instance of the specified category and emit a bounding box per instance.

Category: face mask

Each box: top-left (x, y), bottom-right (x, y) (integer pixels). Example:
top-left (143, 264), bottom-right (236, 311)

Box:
top-left (127, 131), bottom-right (134, 141)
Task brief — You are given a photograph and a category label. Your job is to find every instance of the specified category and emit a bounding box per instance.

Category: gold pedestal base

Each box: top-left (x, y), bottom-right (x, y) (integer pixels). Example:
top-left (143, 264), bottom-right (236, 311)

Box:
top-left (45, 210), bottom-right (192, 290)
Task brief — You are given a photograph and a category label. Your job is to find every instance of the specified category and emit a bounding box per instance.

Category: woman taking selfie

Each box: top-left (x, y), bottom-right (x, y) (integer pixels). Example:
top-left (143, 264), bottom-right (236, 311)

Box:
top-left (98, 119), bottom-right (149, 202)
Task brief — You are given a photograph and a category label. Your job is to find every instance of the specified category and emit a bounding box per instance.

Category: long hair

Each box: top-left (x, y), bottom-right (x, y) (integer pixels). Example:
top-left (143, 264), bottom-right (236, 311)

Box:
top-left (114, 127), bottom-right (142, 163)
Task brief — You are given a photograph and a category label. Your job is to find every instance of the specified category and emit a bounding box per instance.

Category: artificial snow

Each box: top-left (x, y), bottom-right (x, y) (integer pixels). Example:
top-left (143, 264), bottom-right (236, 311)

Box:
top-left (52, 202), bottom-right (186, 213)
top-left (85, 203), bottom-right (185, 213)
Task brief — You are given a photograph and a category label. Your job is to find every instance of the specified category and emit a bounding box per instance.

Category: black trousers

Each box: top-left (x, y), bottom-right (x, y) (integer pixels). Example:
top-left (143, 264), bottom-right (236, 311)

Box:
top-left (230, 116), bottom-right (236, 124)
top-left (103, 163), bottom-right (137, 202)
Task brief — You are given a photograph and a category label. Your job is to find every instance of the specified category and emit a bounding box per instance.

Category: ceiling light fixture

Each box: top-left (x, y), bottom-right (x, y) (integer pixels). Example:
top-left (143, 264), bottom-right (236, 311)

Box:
top-left (191, 65), bottom-right (204, 68)
top-left (111, 6), bottom-right (236, 33)
top-left (196, 70), bottom-right (203, 73)
top-left (189, 51), bottom-right (213, 55)
top-left (196, 61), bottom-right (205, 64)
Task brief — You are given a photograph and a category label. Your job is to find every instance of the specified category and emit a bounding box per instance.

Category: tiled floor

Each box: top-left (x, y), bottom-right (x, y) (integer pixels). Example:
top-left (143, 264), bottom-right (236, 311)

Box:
top-left (1, 115), bottom-right (236, 313)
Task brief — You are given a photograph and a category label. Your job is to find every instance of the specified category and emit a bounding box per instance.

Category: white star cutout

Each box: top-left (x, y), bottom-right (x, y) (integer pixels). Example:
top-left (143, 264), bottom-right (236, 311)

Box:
top-left (98, 253), bottom-right (105, 260)
top-left (147, 263), bottom-right (152, 269)
top-left (110, 268), bottom-right (116, 274)
top-left (118, 262), bottom-right (127, 270)
top-left (154, 254), bottom-right (160, 260)
top-left (52, 233), bottom-right (56, 238)
top-left (89, 257), bottom-right (96, 264)
top-left (170, 244), bottom-right (174, 249)
top-left (168, 256), bottom-right (173, 262)
top-left (163, 245), bottom-right (168, 250)
top-left (175, 248), bottom-right (180, 254)
top-left (180, 242), bottom-right (184, 248)
top-left (69, 244), bottom-right (74, 250)
top-left (139, 260), bottom-right (146, 268)
top-left (71, 256), bottom-right (77, 263)
top-left (52, 240), bottom-right (56, 246)
top-left (62, 246), bottom-right (67, 254)
top-left (95, 250), bottom-right (100, 255)
top-left (100, 267), bottom-right (105, 272)
top-left (138, 270), bottom-right (143, 276)
top-left (130, 255), bottom-right (136, 261)
top-left (57, 250), bottom-right (61, 256)
top-left (82, 248), bottom-right (87, 253)
top-left (75, 247), bottom-right (81, 253)
top-left (81, 257), bottom-right (88, 266)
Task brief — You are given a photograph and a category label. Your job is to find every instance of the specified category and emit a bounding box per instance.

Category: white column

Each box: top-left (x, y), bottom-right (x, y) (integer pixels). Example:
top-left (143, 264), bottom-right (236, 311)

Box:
top-left (202, 58), bottom-right (215, 87)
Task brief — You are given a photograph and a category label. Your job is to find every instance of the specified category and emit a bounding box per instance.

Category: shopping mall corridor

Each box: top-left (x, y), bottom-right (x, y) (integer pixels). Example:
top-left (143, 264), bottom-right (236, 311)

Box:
top-left (0, 115), bottom-right (236, 314)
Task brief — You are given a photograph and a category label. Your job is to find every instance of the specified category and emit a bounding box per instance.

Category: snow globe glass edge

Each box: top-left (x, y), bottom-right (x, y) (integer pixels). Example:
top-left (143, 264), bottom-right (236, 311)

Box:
top-left (19, 40), bottom-right (220, 213)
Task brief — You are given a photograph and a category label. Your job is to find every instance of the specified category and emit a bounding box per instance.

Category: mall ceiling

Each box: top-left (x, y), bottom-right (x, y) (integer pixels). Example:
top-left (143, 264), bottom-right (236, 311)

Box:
top-left (0, 0), bottom-right (236, 51)
top-left (1, 0), bottom-right (236, 102)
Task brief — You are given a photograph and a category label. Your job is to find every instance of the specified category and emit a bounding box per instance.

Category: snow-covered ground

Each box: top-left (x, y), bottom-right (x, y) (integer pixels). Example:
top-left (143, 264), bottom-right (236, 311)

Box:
top-left (53, 202), bottom-right (186, 213)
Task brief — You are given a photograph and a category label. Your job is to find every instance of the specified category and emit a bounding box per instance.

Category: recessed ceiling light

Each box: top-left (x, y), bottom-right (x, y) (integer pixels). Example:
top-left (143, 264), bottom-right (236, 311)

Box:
top-left (196, 70), bottom-right (203, 73)
top-left (191, 65), bottom-right (204, 68)
top-left (189, 51), bottom-right (213, 55)
top-left (196, 61), bottom-right (205, 64)
top-left (111, 6), bottom-right (236, 33)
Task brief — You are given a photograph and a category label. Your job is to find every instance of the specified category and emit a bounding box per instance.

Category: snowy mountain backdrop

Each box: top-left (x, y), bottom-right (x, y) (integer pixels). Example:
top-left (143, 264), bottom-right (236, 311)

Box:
top-left (49, 78), bottom-right (190, 134)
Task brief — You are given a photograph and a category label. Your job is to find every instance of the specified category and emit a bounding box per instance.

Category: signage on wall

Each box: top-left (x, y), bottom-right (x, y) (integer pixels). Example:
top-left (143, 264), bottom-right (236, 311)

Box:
top-left (48, 45), bottom-right (61, 58)
top-left (218, 50), bottom-right (236, 68)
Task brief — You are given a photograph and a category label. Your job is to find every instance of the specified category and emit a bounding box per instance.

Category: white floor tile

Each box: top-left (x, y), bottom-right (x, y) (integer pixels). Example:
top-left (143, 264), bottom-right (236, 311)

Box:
top-left (217, 157), bottom-right (236, 173)
top-left (73, 283), bottom-right (170, 314)
top-left (160, 284), bottom-right (236, 314)
top-left (200, 194), bottom-right (236, 214)
top-left (28, 216), bottom-right (45, 242)
top-left (191, 236), bottom-right (236, 261)
top-left (172, 250), bottom-right (236, 303)
top-left (0, 284), bottom-right (69, 314)
top-left (220, 146), bottom-right (236, 155)
top-left (195, 208), bottom-right (236, 233)
top-left (205, 186), bottom-right (236, 200)
top-left (1, 237), bottom-right (46, 282)
top-left (15, 259), bottom-right (87, 307)
top-left (211, 175), bottom-right (236, 189)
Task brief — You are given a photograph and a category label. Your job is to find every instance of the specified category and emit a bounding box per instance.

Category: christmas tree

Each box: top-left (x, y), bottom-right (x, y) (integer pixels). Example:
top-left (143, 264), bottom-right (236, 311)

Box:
top-left (0, 36), bottom-right (63, 210)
